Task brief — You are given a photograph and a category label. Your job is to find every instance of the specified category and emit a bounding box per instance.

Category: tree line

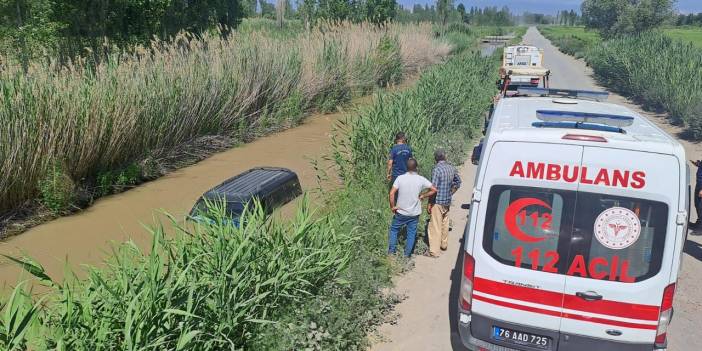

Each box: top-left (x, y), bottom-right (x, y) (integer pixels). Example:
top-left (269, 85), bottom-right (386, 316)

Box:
top-left (581, 0), bottom-right (674, 38)
top-left (397, 4), bottom-right (514, 27)
top-left (675, 12), bottom-right (702, 26)
top-left (0, 0), bottom-right (397, 64)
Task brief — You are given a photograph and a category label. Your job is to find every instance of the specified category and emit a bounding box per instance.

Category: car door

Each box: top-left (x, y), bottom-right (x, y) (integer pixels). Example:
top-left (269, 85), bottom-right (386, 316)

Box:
top-left (470, 141), bottom-right (583, 349)
top-left (559, 147), bottom-right (680, 348)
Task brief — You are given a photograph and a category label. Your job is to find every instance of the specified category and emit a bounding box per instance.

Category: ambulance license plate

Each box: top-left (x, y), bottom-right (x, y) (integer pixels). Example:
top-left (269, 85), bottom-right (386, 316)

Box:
top-left (492, 326), bottom-right (551, 349)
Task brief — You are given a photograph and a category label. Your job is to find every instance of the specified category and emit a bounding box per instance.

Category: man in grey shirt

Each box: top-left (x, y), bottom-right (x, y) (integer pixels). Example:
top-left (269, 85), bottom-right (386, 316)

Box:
top-left (388, 158), bottom-right (437, 257)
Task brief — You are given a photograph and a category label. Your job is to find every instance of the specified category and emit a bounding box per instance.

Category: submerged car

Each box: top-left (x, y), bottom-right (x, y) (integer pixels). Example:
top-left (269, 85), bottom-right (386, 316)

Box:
top-left (189, 167), bottom-right (302, 226)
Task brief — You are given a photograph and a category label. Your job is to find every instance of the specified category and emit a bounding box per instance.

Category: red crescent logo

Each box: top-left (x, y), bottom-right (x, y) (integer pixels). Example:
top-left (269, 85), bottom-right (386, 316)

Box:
top-left (504, 198), bottom-right (552, 243)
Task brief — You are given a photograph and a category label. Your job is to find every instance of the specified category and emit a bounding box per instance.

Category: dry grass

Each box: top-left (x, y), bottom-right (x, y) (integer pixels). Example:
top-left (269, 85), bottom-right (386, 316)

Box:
top-left (0, 22), bottom-right (450, 214)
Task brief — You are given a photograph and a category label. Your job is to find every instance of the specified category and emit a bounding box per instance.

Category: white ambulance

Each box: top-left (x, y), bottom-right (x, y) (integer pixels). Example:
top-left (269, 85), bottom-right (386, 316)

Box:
top-left (459, 88), bottom-right (688, 351)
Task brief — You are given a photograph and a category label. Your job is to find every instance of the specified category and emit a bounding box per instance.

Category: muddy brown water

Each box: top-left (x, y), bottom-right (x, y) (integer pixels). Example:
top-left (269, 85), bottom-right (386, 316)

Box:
top-left (0, 104), bottom-right (359, 289)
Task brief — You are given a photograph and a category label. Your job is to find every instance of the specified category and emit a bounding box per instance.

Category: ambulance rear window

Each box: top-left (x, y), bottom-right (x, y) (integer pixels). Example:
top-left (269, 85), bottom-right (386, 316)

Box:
top-left (483, 186), bottom-right (576, 274)
top-left (483, 185), bottom-right (668, 283)
top-left (569, 192), bottom-right (667, 282)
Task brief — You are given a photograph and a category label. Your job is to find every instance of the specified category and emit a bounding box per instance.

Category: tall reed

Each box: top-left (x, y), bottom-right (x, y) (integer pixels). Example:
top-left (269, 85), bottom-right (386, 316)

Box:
top-left (0, 33), bottom-right (498, 351)
top-left (586, 31), bottom-right (702, 137)
top-left (542, 28), bottom-right (702, 139)
top-left (1, 200), bottom-right (355, 350)
top-left (338, 51), bottom-right (497, 181)
top-left (0, 22), bottom-right (451, 214)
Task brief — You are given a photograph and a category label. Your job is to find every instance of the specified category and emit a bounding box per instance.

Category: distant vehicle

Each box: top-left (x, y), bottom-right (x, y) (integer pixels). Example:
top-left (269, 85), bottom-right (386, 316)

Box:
top-left (460, 87), bottom-right (687, 351)
top-left (189, 167), bottom-right (302, 226)
top-left (499, 45), bottom-right (551, 94)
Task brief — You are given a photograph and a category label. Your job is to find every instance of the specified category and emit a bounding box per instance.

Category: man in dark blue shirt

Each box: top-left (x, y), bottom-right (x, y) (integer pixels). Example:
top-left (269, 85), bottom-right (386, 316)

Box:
top-left (387, 132), bottom-right (413, 185)
top-left (691, 160), bottom-right (702, 227)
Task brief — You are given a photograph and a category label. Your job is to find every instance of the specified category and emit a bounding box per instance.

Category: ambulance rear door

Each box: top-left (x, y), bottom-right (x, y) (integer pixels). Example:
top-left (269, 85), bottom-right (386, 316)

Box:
top-left (558, 147), bottom-right (680, 349)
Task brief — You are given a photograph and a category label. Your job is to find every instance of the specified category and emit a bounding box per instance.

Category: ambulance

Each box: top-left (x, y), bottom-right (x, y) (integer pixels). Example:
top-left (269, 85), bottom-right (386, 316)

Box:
top-left (459, 88), bottom-right (688, 351)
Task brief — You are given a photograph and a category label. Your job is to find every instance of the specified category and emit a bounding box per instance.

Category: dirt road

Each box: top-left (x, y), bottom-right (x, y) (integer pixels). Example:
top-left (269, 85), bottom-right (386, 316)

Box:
top-left (372, 27), bottom-right (702, 351)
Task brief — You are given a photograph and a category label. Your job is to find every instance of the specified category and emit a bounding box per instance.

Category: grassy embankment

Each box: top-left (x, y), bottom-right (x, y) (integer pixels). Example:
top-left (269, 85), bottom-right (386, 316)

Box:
top-left (0, 27), bottom-right (501, 350)
top-left (0, 21), bottom-right (451, 236)
top-left (540, 26), bottom-right (702, 138)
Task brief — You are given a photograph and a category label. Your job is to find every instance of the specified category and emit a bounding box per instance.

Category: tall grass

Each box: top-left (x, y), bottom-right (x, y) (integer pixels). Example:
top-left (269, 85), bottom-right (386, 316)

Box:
top-left (0, 22), bottom-right (451, 216)
top-left (543, 27), bottom-right (702, 139)
top-left (539, 26), bottom-right (601, 58)
top-left (0, 34), bottom-right (499, 350)
top-left (587, 32), bottom-right (702, 137)
top-left (341, 51), bottom-right (497, 180)
top-left (2, 201), bottom-right (355, 350)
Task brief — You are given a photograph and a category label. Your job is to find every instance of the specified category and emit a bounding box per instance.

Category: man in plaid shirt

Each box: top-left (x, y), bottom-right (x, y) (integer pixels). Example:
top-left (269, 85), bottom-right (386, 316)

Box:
top-left (427, 149), bottom-right (462, 256)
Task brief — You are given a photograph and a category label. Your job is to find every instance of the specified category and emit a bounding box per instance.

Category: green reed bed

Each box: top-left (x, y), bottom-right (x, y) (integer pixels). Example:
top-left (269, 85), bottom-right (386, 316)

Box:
top-left (586, 32), bottom-right (702, 137)
top-left (539, 26), bottom-right (601, 58)
top-left (0, 22), bottom-right (451, 223)
top-left (543, 27), bottom-right (702, 139)
top-left (0, 39), bottom-right (498, 350)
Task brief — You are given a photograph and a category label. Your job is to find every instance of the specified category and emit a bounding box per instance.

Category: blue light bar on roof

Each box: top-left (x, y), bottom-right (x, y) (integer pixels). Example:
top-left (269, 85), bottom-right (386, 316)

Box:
top-left (517, 87), bottom-right (609, 102)
top-left (536, 110), bottom-right (635, 128)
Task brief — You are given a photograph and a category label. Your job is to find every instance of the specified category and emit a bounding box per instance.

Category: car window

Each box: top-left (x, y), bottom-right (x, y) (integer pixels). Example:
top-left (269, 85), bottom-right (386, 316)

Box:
top-left (482, 185), bottom-right (668, 283)
top-left (191, 198), bottom-right (245, 219)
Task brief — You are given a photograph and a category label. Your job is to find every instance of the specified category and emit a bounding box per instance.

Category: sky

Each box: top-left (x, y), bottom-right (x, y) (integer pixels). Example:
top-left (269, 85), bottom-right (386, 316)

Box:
top-left (397, 0), bottom-right (702, 15)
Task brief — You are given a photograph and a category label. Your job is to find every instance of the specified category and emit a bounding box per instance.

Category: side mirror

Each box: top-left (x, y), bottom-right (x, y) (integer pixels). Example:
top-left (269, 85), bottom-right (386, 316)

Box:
top-left (461, 203), bottom-right (471, 210)
top-left (471, 141), bottom-right (483, 165)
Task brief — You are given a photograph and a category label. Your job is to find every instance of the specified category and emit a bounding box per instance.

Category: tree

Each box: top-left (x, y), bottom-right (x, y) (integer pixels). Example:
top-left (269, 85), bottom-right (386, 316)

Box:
top-left (436, 0), bottom-right (453, 26)
top-left (297, 0), bottom-right (316, 30)
top-left (365, 0), bottom-right (396, 24)
top-left (317, 0), bottom-right (352, 21)
top-left (582, 0), bottom-right (674, 37)
top-left (456, 3), bottom-right (465, 22)
top-left (0, 0), bottom-right (65, 69)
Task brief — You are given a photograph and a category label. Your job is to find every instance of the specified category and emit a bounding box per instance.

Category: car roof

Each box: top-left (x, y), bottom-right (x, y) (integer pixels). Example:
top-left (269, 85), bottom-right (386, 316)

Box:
top-left (489, 96), bottom-right (683, 156)
top-left (202, 167), bottom-right (299, 203)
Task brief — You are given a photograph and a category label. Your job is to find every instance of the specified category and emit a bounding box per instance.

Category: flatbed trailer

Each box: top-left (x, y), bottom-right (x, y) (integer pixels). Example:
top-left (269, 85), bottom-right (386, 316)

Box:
top-left (499, 45), bottom-right (551, 95)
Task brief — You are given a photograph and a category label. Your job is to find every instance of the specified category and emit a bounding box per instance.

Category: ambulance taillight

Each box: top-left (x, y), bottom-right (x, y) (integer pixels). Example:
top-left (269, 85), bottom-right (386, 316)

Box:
top-left (655, 283), bottom-right (676, 346)
top-left (460, 253), bottom-right (476, 311)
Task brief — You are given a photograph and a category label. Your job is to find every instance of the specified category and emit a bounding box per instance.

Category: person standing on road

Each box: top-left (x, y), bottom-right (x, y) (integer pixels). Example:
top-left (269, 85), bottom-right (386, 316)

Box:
top-left (427, 149), bottom-right (462, 256)
top-left (691, 160), bottom-right (702, 228)
top-left (388, 158), bottom-right (437, 257)
top-left (387, 132), bottom-right (413, 186)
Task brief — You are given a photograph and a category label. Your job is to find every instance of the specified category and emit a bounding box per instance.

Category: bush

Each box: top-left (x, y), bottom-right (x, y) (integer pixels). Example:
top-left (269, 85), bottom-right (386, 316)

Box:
top-left (372, 35), bottom-right (403, 87)
top-left (97, 163), bottom-right (142, 196)
top-left (38, 163), bottom-right (74, 213)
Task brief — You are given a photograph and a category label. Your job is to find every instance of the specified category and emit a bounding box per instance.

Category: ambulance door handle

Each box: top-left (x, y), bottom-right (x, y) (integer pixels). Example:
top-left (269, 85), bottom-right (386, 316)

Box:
top-left (576, 291), bottom-right (603, 301)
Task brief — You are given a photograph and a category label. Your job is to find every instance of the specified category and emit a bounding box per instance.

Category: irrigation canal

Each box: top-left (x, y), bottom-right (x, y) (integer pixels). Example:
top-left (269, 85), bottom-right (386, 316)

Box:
top-left (0, 103), bottom-right (356, 288)
top-left (0, 43), bottom-right (502, 289)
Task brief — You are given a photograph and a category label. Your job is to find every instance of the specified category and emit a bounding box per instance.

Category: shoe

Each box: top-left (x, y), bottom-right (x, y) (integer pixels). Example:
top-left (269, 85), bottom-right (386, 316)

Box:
top-left (440, 246), bottom-right (448, 251)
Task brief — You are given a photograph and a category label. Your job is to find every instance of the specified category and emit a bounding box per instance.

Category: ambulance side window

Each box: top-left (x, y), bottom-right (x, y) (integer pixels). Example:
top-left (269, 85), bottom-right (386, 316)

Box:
top-left (569, 193), bottom-right (668, 283)
top-left (483, 186), bottom-right (576, 274)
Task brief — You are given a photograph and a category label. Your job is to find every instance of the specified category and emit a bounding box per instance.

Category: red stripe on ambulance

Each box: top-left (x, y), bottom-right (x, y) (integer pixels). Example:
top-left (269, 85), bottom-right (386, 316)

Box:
top-left (472, 294), bottom-right (658, 330)
top-left (474, 277), bottom-right (660, 323)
